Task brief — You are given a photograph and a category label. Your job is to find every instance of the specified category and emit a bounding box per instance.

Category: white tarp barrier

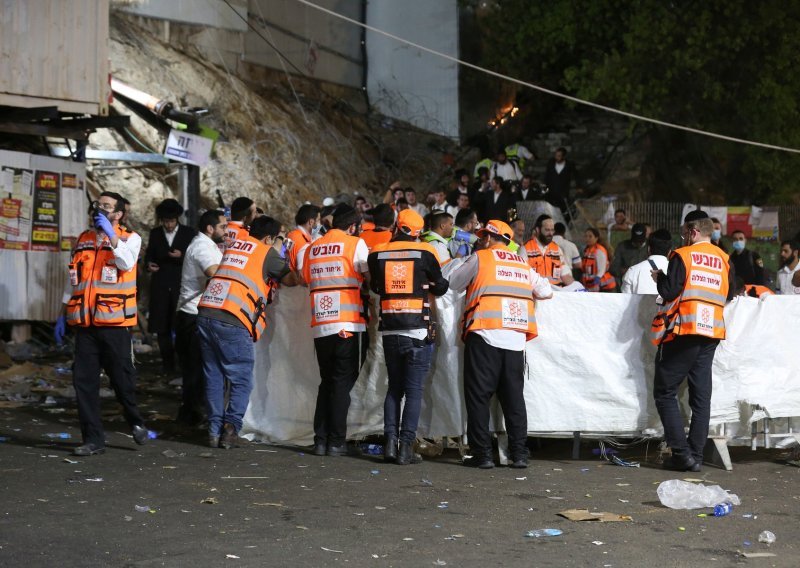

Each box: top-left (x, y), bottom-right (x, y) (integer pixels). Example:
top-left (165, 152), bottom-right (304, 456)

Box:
top-left (242, 288), bottom-right (800, 445)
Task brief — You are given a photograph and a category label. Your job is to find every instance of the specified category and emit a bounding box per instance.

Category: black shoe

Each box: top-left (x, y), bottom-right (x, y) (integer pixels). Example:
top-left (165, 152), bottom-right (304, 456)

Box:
top-left (463, 455), bottom-right (494, 469)
top-left (509, 457), bottom-right (528, 469)
top-left (132, 425), bottom-right (148, 446)
top-left (73, 443), bottom-right (105, 456)
top-left (384, 436), bottom-right (398, 462)
top-left (312, 442), bottom-right (327, 456)
top-left (326, 444), bottom-right (347, 456)
top-left (396, 441), bottom-right (422, 465)
top-left (219, 423), bottom-right (240, 449)
top-left (663, 454), bottom-right (700, 472)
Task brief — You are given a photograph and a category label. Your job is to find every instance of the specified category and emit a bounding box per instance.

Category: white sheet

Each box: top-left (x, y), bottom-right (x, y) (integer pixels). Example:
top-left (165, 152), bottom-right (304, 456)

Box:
top-left (242, 288), bottom-right (800, 445)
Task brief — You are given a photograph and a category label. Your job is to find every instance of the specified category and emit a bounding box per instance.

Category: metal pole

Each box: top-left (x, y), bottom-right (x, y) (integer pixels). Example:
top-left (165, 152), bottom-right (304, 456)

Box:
top-left (187, 164), bottom-right (201, 227)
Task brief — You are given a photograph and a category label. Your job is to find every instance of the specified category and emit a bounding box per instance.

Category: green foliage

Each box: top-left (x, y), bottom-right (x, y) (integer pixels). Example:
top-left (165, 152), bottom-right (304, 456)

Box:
top-left (472, 0), bottom-right (800, 203)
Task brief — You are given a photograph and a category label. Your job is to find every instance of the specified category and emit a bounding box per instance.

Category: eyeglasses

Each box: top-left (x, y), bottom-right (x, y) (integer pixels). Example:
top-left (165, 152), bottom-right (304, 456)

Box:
top-left (93, 200), bottom-right (116, 212)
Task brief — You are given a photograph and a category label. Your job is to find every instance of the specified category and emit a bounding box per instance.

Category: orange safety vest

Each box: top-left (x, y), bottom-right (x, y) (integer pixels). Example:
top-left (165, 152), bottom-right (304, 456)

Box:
top-left (745, 284), bottom-right (774, 298)
top-left (361, 221), bottom-right (376, 232)
top-left (524, 238), bottom-right (563, 286)
top-left (581, 243), bottom-right (616, 292)
top-left (198, 234), bottom-right (273, 341)
top-left (462, 244), bottom-right (538, 341)
top-left (650, 241), bottom-right (730, 345)
top-left (225, 221), bottom-right (249, 247)
top-left (65, 226), bottom-right (138, 327)
top-left (361, 228), bottom-right (393, 253)
top-left (301, 229), bottom-right (366, 328)
top-left (285, 227), bottom-right (311, 272)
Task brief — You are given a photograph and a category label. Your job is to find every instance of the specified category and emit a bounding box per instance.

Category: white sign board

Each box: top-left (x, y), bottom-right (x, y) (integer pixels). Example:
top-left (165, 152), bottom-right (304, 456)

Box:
top-left (164, 129), bottom-right (213, 166)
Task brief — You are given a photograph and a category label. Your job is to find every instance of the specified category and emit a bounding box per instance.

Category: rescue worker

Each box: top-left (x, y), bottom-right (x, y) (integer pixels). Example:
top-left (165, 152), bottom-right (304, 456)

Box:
top-left (581, 228), bottom-right (616, 292)
top-left (523, 215), bottom-right (575, 287)
top-left (504, 143), bottom-right (535, 171)
top-left (360, 204), bottom-right (395, 252)
top-left (367, 209), bottom-right (449, 465)
top-left (650, 211), bottom-right (735, 472)
top-left (58, 191), bottom-right (148, 456)
top-left (285, 204), bottom-right (321, 272)
top-left (197, 216), bottom-right (297, 449)
top-left (225, 197), bottom-right (258, 245)
top-left (299, 204), bottom-right (370, 457)
top-left (423, 212), bottom-right (454, 266)
top-left (473, 158), bottom-right (493, 179)
top-left (448, 220), bottom-right (553, 469)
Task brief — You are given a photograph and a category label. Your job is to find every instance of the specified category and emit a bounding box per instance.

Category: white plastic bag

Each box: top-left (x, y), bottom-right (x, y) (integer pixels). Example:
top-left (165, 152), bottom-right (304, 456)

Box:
top-left (657, 479), bottom-right (741, 510)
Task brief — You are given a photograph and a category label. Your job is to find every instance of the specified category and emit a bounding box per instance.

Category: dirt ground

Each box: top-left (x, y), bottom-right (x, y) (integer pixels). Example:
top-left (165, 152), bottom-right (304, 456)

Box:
top-left (0, 353), bottom-right (798, 568)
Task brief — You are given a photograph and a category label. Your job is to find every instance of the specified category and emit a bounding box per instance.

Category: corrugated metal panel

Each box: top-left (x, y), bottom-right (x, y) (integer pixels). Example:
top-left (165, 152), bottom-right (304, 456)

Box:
top-left (243, 0), bottom-right (364, 89)
top-left (0, 0), bottom-right (110, 115)
top-left (366, 0), bottom-right (460, 139)
top-left (120, 0), bottom-right (248, 31)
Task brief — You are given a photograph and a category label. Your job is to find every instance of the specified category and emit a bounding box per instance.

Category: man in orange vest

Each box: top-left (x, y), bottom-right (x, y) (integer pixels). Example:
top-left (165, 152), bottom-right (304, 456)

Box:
top-left (57, 192), bottom-right (147, 456)
top-left (650, 210), bottom-right (735, 472)
top-left (367, 209), bottom-right (449, 465)
top-left (225, 197), bottom-right (258, 246)
top-left (360, 204), bottom-right (394, 252)
top-left (285, 204), bottom-right (321, 273)
top-left (448, 220), bottom-right (553, 469)
top-left (197, 216), bottom-right (297, 449)
top-left (524, 214), bottom-right (575, 287)
top-left (299, 204), bottom-right (370, 457)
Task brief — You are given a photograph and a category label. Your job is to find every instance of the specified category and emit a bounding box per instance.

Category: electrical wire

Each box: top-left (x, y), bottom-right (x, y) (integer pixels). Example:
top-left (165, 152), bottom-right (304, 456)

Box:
top-left (293, 0), bottom-right (800, 155)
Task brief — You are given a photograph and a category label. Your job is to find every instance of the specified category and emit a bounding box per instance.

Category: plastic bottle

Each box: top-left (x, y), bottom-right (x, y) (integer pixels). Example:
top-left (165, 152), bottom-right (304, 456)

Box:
top-left (758, 530), bottom-right (776, 544)
top-left (713, 502), bottom-right (733, 517)
top-left (44, 432), bottom-right (71, 439)
top-left (524, 528), bottom-right (563, 538)
top-left (360, 443), bottom-right (383, 456)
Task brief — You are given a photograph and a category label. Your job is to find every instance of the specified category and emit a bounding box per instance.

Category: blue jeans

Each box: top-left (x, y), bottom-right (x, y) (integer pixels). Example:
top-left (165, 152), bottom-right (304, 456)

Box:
top-left (197, 316), bottom-right (255, 437)
top-left (382, 334), bottom-right (433, 443)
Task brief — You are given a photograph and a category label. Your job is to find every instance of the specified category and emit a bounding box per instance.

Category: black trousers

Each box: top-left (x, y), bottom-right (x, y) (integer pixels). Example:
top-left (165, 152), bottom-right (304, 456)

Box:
top-left (654, 335), bottom-right (719, 461)
top-left (463, 333), bottom-right (528, 459)
top-left (175, 310), bottom-right (204, 420)
top-left (73, 327), bottom-right (144, 446)
top-left (313, 332), bottom-right (365, 446)
top-left (149, 284), bottom-right (179, 372)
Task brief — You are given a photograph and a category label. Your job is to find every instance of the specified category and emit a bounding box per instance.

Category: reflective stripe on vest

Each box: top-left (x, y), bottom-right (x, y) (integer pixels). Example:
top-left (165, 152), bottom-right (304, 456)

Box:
top-left (651, 242), bottom-right (730, 345)
top-left (65, 227), bottom-right (138, 328)
top-left (524, 238), bottom-right (563, 285)
top-left (302, 229), bottom-right (365, 327)
top-left (286, 227), bottom-right (311, 272)
top-left (370, 240), bottom-right (438, 331)
top-left (581, 243), bottom-right (616, 291)
top-left (463, 245), bottom-right (538, 341)
top-left (198, 234), bottom-right (272, 341)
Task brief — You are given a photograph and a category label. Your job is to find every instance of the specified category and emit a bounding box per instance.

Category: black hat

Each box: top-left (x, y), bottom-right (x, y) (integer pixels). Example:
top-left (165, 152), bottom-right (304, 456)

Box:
top-left (631, 223), bottom-right (647, 243)
top-left (332, 204), bottom-right (360, 230)
top-left (155, 198), bottom-right (183, 219)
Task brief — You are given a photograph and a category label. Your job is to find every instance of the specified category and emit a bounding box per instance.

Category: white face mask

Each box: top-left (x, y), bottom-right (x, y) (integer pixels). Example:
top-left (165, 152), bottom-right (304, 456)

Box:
top-left (311, 224), bottom-right (322, 237)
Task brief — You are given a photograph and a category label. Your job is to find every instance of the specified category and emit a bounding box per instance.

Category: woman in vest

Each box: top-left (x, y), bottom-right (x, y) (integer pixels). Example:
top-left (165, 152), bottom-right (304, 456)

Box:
top-left (581, 228), bottom-right (616, 292)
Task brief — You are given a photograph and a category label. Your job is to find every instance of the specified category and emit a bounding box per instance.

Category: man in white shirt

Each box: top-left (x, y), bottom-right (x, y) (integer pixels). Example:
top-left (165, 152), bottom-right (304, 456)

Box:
top-left (404, 187), bottom-right (429, 217)
top-left (490, 150), bottom-right (522, 182)
top-left (621, 229), bottom-right (672, 294)
top-left (777, 239), bottom-right (800, 295)
top-left (448, 220), bottom-right (552, 469)
top-left (430, 188), bottom-right (449, 214)
top-left (175, 209), bottom-right (227, 425)
top-left (553, 222), bottom-right (581, 270)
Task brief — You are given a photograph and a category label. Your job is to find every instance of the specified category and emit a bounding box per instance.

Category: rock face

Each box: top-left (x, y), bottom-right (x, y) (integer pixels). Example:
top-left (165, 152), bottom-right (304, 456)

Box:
top-left (90, 15), bottom-right (392, 232)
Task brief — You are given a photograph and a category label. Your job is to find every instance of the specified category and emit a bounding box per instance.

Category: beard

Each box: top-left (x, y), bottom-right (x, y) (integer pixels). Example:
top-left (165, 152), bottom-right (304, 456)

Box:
top-left (539, 234), bottom-right (553, 245)
top-left (781, 255), bottom-right (798, 267)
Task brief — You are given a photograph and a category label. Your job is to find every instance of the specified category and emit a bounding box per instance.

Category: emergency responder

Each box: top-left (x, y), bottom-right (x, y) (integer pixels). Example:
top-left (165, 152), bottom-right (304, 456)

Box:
top-left (57, 191), bottom-right (147, 456)
top-left (367, 209), bottom-right (449, 465)
top-left (448, 220), bottom-right (553, 469)
top-left (197, 216), bottom-right (297, 449)
top-left (360, 204), bottom-right (395, 252)
top-left (299, 204), bottom-right (370, 457)
top-left (225, 197), bottom-right (258, 245)
top-left (286, 204), bottom-right (321, 272)
top-left (650, 211), bottom-right (735, 472)
top-left (423, 212), bottom-right (454, 266)
top-left (524, 214), bottom-right (575, 287)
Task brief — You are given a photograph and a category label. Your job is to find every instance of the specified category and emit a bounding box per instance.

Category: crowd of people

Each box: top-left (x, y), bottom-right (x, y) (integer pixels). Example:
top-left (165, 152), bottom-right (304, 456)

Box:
top-left (54, 160), bottom-right (800, 470)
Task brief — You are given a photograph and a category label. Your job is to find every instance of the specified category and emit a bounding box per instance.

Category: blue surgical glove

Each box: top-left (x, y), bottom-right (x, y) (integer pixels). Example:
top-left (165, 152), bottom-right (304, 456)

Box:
top-left (454, 229), bottom-right (478, 244)
top-left (54, 315), bottom-right (67, 345)
top-left (279, 242), bottom-right (287, 259)
top-left (93, 213), bottom-right (114, 237)
top-left (457, 243), bottom-right (470, 257)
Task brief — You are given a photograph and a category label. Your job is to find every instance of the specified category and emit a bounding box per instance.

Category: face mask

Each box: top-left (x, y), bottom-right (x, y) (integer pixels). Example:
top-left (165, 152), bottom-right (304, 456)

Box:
top-left (711, 229), bottom-right (721, 241)
top-left (311, 224), bottom-right (322, 237)
top-left (732, 241), bottom-right (745, 252)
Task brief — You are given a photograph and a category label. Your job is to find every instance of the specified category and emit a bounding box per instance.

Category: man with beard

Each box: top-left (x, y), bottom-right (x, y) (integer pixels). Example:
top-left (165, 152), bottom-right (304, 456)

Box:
top-left (175, 210), bottom-right (227, 425)
top-left (523, 215), bottom-right (574, 287)
top-left (777, 239), bottom-right (800, 295)
top-left (729, 230), bottom-right (766, 286)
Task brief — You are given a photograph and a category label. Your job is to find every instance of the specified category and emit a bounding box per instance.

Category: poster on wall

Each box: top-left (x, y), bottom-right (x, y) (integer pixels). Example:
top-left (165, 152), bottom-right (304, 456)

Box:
top-left (31, 171), bottom-right (61, 251)
top-left (60, 173), bottom-right (85, 250)
top-left (0, 167), bottom-right (34, 250)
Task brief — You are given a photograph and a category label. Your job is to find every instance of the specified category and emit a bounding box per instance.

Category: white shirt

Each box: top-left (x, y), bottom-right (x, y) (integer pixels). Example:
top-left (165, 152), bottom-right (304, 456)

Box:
top-left (449, 251), bottom-right (552, 351)
top-left (491, 161), bottom-right (522, 181)
top-left (777, 262), bottom-right (800, 295)
top-left (164, 226), bottom-right (177, 247)
top-left (178, 233), bottom-right (223, 314)
top-left (409, 202), bottom-right (429, 217)
top-left (620, 255), bottom-right (668, 294)
top-left (62, 229), bottom-right (141, 304)
top-left (554, 162), bottom-right (565, 174)
top-left (553, 235), bottom-right (581, 268)
top-left (297, 237), bottom-right (370, 338)
top-left (430, 202), bottom-right (448, 213)
top-left (445, 204), bottom-right (460, 218)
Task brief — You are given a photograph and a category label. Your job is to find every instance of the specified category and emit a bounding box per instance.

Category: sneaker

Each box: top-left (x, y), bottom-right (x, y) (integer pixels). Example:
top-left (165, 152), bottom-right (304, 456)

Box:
top-left (73, 443), bottom-right (106, 456)
top-left (132, 425), bottom-right (148, 446)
